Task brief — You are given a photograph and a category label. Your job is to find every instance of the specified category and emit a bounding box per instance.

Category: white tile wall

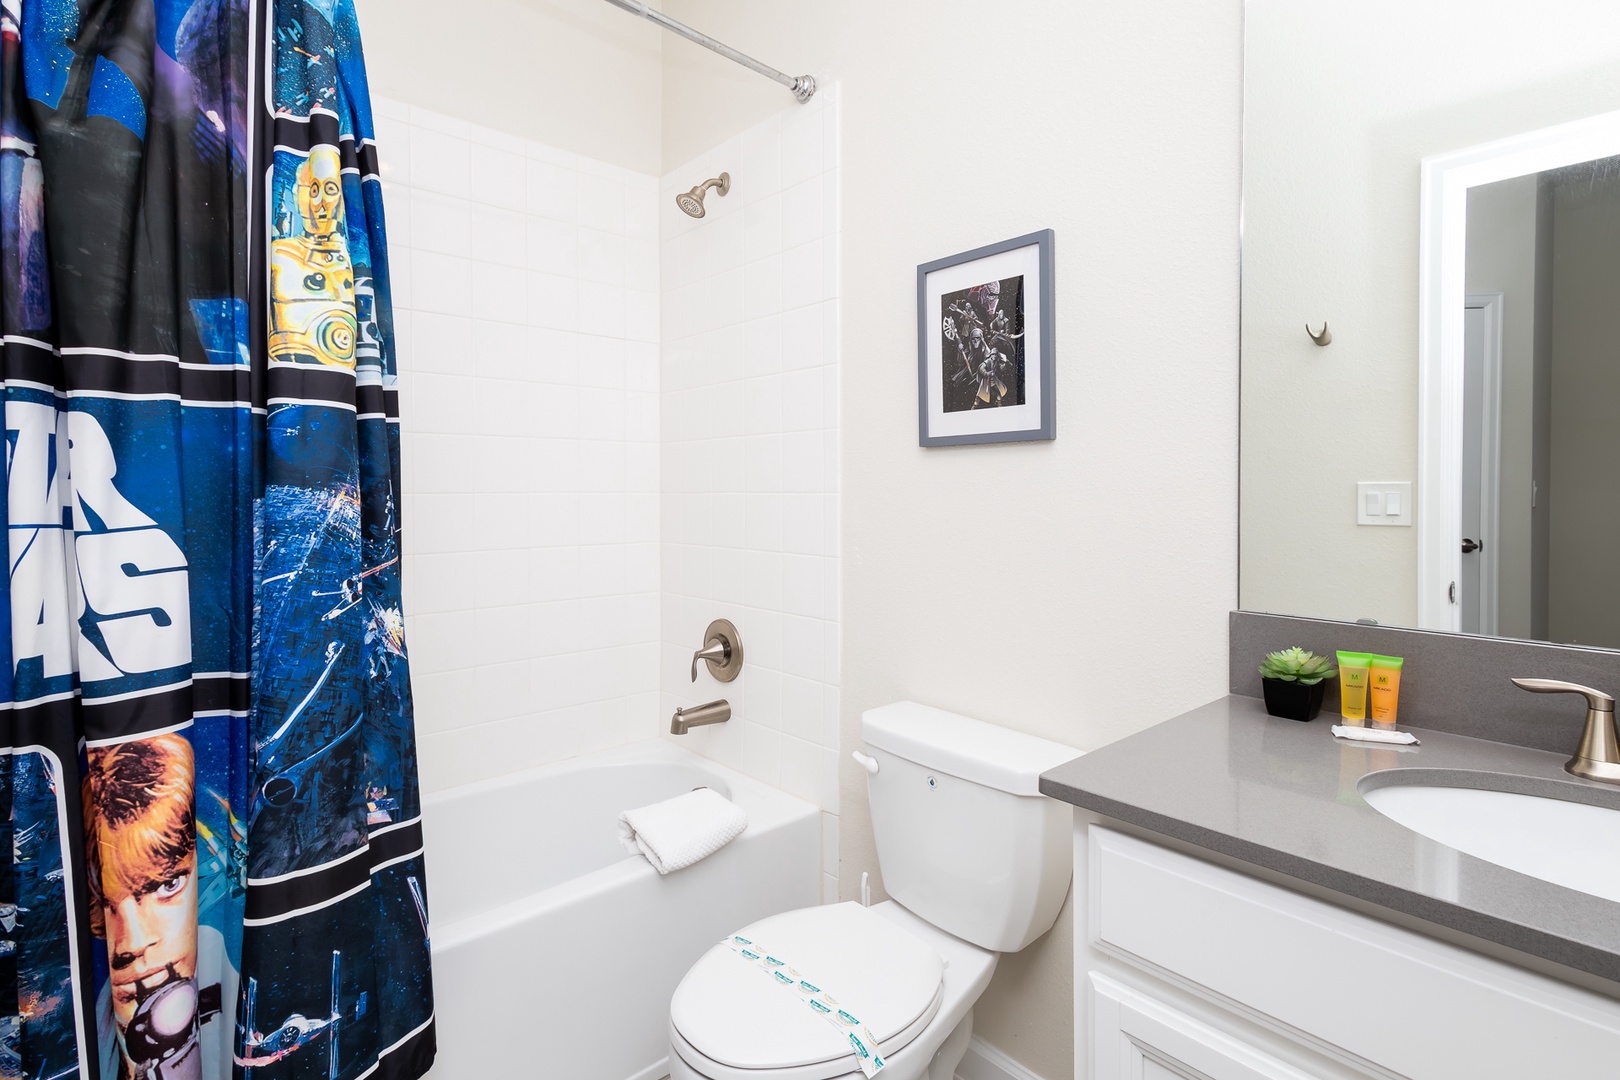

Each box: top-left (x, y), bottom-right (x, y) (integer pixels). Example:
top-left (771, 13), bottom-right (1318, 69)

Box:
top-left (379, 87), bottom-right (844, 902)
top-left (378, 96), bottom-right (665, 794)
top-left (658, 89), bottom-right (842, 902)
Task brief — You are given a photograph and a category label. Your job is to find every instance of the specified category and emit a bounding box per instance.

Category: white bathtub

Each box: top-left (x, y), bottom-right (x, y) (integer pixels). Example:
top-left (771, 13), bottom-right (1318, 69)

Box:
top-left (421, 739), bottom-right (821, 1080)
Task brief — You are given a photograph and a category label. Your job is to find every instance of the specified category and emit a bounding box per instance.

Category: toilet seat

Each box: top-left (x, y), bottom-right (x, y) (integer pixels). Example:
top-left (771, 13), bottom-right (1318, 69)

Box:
top-left (668, 986), bottom-right (943, 1080)
top-left (670, 902), bottom-right (945, 1079)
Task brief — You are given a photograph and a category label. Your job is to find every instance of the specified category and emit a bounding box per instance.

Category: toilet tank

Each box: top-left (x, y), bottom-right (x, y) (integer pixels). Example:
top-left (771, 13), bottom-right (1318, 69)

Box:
top-left (860, 702), bottom-right (1081, 953)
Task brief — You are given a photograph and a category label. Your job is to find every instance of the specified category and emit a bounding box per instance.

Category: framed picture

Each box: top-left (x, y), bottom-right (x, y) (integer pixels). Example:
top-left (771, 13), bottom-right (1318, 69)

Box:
top-left (916, 229), bottom-right (1055, 446)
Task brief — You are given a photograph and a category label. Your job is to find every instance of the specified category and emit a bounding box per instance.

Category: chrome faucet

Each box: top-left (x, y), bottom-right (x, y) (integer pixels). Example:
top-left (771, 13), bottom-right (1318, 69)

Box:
top-left (670, 699), bottom-right (731, 735)
top-left (1512, 678), bottom-right (1620, 785)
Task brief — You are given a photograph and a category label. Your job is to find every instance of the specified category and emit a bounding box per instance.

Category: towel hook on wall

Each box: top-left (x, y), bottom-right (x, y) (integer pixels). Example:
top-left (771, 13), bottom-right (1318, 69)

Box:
top-left (1306, 321), bottom-right (1333, 346)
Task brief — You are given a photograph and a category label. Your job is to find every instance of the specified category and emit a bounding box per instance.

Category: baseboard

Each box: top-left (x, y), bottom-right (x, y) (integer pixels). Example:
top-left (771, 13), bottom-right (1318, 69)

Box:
top-left (629, 1057), bottom-right (668, 1080)
top-left (956, 1036), bottom-right (1049, 1080)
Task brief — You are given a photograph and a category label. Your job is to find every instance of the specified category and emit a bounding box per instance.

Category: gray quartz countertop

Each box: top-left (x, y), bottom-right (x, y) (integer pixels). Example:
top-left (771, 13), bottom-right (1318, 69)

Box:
top-left (1039, 695), bottom-right (1620, 984)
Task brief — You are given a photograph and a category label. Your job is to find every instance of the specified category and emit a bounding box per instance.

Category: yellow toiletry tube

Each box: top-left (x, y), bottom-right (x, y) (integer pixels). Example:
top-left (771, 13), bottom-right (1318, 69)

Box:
top-left (1368, 655), bottom-right (1405, 729)
top-left (1336, 652), bottom-right (1372, 725)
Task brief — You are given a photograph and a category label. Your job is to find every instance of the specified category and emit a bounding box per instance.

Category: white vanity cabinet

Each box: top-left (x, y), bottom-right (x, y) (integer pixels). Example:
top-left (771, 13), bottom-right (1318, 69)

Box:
top-left (1075, 821), bottom-right (1620, 1080)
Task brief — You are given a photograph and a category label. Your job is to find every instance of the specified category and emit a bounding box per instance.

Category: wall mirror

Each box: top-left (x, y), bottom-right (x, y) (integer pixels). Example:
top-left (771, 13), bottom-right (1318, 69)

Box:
top-left (1240, 1), bottom-right (1620, 648)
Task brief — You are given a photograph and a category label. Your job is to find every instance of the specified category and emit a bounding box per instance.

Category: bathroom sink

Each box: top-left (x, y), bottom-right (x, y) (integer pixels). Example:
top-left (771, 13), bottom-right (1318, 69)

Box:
top-left (1360, 779), bottom-right (1620, 903)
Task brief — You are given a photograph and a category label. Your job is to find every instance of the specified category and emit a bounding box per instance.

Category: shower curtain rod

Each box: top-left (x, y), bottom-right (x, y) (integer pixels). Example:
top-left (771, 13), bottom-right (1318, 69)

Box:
top-left (600, 0), bottom-right (817, 103)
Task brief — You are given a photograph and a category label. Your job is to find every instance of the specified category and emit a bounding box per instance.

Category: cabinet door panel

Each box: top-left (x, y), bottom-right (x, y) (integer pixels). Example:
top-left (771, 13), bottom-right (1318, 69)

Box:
top-left (1141, 1058), bottom-right (1203, 1080)
top-left (1092, 972), bottom-right (1328, 1080)
top-left (1088, 827), bottom-right (1620, 1080)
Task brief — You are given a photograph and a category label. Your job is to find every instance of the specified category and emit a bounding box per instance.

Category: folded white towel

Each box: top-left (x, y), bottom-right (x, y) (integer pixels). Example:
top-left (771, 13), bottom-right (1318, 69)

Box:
top-left (1331, 725), bottom-right (1420, 745)
top-left (618, 788), bottom-right (748, 874)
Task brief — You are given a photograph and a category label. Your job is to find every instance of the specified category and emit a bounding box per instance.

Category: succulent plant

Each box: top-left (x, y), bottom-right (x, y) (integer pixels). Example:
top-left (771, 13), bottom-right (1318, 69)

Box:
top-left (1258, 646), bottom-right (1336, 686)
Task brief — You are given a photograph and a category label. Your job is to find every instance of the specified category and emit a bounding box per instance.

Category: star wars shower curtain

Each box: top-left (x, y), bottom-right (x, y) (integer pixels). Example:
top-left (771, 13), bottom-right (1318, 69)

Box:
top-left (0, 0), bottom-right (434, 1077)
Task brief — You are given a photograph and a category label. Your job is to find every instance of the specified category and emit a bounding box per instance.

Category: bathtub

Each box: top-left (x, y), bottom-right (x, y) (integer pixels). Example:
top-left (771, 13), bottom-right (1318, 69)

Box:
top-left (421, 739), bottom-right (821, 1080)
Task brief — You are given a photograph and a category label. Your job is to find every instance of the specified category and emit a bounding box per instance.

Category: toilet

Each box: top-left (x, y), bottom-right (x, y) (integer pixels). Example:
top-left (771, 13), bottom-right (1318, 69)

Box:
top-left (667, 701), bottom-right (1079, 1080)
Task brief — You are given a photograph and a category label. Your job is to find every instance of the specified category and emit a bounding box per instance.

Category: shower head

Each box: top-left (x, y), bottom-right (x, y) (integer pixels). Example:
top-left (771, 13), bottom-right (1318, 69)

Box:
top-left (676, 172), bottom-right (730, 218)
top-left (675, 190), bottom-right (705, 217)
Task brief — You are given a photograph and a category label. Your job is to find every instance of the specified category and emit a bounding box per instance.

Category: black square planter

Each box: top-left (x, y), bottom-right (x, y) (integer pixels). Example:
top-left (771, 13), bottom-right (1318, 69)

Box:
top-left (1262, 678), bottom-right (1325, 722)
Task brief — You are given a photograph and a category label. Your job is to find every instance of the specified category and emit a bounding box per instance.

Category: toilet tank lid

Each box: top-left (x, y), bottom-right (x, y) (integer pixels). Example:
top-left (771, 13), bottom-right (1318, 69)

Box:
top-left (861, 702), bottom-right (1082, 796)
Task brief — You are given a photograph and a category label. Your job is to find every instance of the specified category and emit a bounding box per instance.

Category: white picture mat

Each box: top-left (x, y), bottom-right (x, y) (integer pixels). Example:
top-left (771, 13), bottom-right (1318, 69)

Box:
top-left (923, 243), bottom-right (1044, 438)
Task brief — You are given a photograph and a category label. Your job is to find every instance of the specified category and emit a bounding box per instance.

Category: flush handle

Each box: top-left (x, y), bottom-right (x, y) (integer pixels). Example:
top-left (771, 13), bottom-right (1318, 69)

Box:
top-left (851, 750), bottom-right (879, 776)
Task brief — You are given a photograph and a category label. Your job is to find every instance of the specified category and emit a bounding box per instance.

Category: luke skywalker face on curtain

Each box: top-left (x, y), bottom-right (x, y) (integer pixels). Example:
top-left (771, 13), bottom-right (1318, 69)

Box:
top-left (85, 734), bottom-right (200, 1033)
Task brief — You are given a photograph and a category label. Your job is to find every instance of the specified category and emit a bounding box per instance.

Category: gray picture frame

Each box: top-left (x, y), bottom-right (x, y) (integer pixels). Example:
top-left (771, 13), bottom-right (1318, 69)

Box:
top-left (917, 229), bottom-right (1056, 446)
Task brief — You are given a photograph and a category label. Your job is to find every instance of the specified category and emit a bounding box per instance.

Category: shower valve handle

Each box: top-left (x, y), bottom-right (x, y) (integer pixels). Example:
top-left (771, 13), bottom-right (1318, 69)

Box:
top-left (690, 619), bottom-right (744, 683)
top-left (690, 639), bottom-right (729, 682)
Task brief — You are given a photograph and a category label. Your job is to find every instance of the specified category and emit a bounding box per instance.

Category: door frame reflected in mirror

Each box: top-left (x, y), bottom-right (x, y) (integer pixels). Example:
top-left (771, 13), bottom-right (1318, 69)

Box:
top-left (1417, 108), bottom-right (1620, 633)
top-left (1460, 291), bottom-right (1504, 637)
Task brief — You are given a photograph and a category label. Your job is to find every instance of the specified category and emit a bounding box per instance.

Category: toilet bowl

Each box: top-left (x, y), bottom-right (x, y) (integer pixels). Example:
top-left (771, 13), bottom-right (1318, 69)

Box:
top-left (668, 901), bottom-right (995, 1080)
top-left (668, 702), bottom-right (1079, 1080)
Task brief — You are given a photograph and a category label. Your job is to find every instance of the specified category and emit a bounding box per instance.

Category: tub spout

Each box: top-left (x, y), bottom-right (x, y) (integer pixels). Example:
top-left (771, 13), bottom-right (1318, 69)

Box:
top-left (671, 699), bottom-right (731, 734)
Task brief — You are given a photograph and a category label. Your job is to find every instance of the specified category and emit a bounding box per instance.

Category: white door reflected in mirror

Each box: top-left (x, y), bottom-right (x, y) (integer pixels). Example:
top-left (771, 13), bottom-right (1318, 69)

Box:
top-left (1419, 132), bottom-right (1620, 645)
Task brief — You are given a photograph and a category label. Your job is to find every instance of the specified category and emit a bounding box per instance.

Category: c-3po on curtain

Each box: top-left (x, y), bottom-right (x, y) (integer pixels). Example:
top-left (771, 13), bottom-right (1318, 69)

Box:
top-left (238, 1), bottom-right (434, 1079)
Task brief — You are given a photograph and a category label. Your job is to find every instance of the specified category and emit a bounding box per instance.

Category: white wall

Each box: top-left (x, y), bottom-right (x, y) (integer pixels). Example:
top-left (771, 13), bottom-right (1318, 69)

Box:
top-left (380, 96), bottom-right (665, 793)
top-left (1240, 0), bottom-right (1620, 628)
top-left (658, 91), bottom-right (843, 902)
top-left (371, 1), bottom-right (1241, 1074)
top-left (661, 4), bottom-right (1243, 1078)
top-left (353, 0), bottom-right (664, 174)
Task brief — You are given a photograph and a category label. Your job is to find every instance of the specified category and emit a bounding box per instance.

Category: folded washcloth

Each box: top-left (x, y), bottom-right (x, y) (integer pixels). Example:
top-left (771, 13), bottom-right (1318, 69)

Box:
top-left (1332, 725), bottom-right (1420, 745)
top-left (618, 788), bottom-right (748, 874)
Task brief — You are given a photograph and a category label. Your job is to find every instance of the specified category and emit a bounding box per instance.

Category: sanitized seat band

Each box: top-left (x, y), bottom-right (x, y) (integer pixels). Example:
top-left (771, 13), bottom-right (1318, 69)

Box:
top-left (720, 934), bottom-right (889, 1077)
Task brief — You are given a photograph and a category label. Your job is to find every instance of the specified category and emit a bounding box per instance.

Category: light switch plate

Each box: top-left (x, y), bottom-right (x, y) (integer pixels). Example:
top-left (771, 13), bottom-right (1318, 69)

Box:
top-left (1357, 481), bottom-right (1413, 526)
